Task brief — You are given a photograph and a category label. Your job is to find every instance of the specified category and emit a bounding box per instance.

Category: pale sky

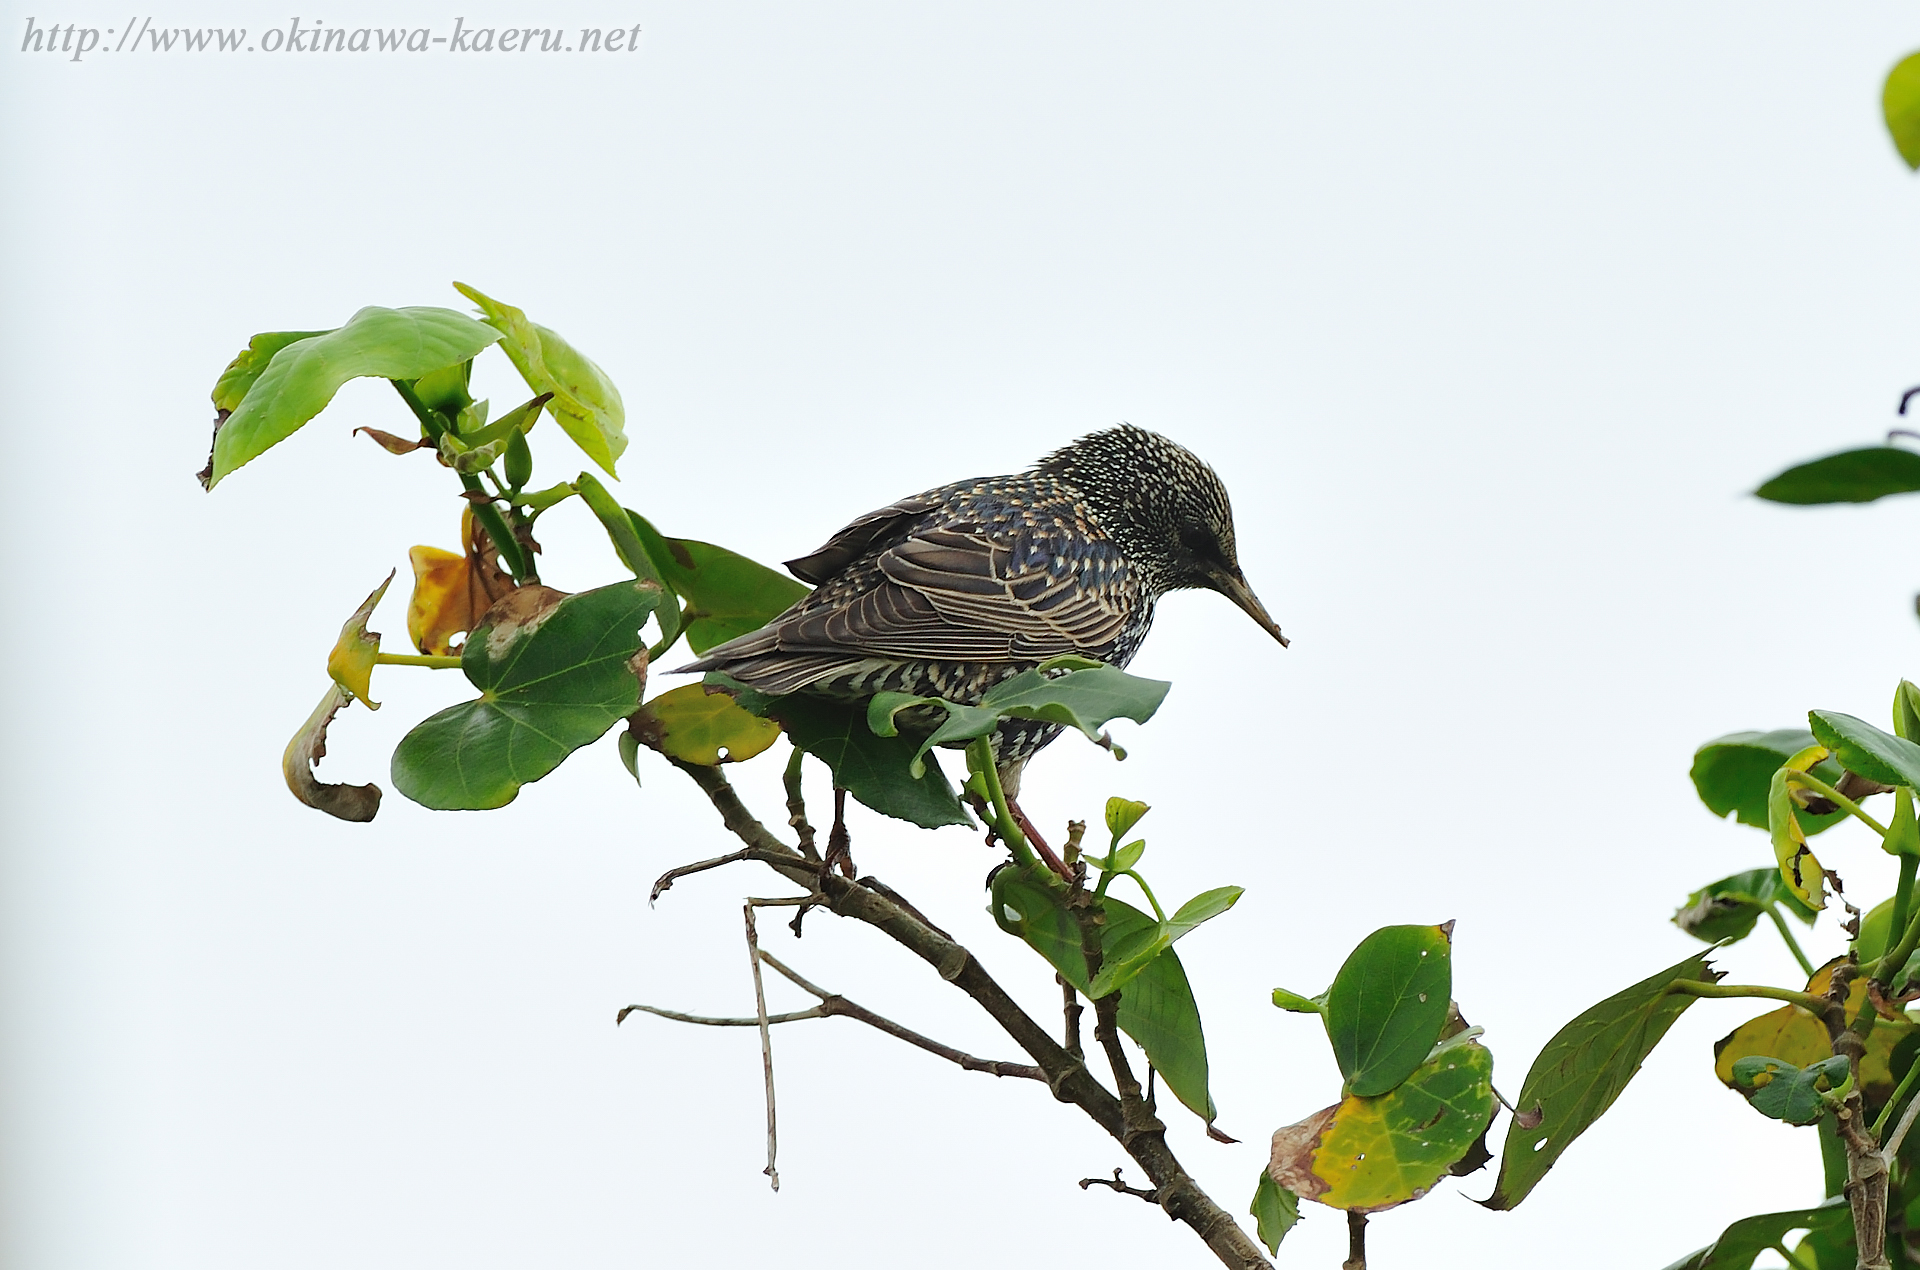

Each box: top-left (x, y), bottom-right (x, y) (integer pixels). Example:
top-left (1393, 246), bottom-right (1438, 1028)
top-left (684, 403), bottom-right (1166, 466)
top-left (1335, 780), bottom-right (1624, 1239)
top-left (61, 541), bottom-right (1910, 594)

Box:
top-left (7, 5), bottom-right (1920, 1269)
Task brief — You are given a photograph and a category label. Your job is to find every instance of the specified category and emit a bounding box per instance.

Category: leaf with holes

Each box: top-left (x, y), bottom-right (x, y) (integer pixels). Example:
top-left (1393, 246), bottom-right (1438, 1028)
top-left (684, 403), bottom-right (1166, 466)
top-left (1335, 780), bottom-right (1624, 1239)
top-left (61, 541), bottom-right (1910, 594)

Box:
top-left (1324, 923), bottom-right (1454, 1097)
top-left (1268, 1037), bottom-right (1495, 1213)
top-left (205, 306), bottom-right (501, 488)
top-left (636, 683), bottom-right (781, 766)
top-left (1482, 950), bottom-right (1720, 1210)
top-left (391, 581), bottom-right (661, 810)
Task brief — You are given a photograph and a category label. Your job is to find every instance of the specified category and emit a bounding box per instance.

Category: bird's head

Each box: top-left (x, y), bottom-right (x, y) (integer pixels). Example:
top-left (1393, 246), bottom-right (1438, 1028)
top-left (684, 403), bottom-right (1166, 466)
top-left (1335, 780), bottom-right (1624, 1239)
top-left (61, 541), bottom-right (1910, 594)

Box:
top-left (1033, 424), bottom-right (1289, 648)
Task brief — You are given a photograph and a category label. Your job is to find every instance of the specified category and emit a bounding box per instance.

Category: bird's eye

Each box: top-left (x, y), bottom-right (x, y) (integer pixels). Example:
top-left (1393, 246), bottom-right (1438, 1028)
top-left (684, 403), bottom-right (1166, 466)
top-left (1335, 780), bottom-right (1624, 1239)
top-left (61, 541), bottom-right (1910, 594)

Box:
top-left (1178, 525), bottom-right (1219, 563)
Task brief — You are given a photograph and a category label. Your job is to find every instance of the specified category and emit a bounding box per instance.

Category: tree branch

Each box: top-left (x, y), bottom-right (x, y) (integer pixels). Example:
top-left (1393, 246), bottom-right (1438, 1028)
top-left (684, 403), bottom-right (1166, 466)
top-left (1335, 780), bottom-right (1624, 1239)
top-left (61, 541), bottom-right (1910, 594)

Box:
top-left (669, 760), bottom-right (1275, 1270)
top-left (1080, 1168), bottom-right (1158, 1203)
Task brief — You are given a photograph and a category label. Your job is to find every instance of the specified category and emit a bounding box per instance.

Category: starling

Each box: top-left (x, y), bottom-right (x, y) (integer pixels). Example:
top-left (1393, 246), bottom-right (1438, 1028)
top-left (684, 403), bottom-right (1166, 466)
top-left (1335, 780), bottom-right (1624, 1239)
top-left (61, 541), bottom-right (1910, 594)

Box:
top-left (678, 424), bottom-right (1286, 869)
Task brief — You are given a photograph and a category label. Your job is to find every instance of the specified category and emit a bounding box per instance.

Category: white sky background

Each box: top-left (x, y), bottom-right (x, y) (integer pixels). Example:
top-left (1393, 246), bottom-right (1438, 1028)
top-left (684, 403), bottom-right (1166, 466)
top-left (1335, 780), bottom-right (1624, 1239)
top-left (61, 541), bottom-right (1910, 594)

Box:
top-left (5, 4), bottom-right (1920, 1268)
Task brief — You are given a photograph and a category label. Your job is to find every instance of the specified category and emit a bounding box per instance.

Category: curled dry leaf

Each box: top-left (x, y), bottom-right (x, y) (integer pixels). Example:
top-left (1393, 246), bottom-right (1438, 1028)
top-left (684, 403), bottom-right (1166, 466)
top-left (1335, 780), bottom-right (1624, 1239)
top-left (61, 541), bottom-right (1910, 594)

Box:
top-left (326, 571), bottom-right (393, 708)
top-left (354, 426), bottom-right (433, 455)
top-left (282, 683), bottom-right (381, 822)
top-left (407, 509), bottom-right (519, 654)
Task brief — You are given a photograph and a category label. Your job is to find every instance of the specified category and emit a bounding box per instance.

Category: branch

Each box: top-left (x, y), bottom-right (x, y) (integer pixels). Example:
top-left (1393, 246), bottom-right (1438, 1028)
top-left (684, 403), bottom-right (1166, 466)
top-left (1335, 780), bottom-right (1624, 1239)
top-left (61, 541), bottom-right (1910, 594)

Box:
top-left (670, 761), bottom-right (1274, 1270)
top-left (617, 1003), bottom-right (824, 1027)
top-left (759, 951), bottom-right (1043, 1080)
top-left (1080, 1168), bottom-right (1158, 1203)
top-left (744, 902), bottom-right (779, 1192)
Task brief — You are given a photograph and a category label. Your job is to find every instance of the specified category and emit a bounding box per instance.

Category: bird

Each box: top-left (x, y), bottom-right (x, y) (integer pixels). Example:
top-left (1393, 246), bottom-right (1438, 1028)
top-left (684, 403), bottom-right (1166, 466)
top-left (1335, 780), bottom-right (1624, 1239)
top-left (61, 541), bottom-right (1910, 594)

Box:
top-left (677, 424), bottom-right (1287, 875)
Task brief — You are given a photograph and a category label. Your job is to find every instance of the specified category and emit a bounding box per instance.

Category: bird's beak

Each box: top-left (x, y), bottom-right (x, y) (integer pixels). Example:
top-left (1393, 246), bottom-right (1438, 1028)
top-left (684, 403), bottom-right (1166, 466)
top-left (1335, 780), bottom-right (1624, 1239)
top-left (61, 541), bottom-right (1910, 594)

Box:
top-left (1206, 566), bottom-right (1289, 648)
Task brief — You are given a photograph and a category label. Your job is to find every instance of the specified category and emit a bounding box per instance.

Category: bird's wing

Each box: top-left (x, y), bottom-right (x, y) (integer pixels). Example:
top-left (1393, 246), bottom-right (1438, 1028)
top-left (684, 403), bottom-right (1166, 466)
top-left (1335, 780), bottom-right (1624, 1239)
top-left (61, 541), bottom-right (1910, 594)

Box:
top-left (784, 495), bottom-right (943, 585)
top-left (774, 523), bottom-right (1136, 663)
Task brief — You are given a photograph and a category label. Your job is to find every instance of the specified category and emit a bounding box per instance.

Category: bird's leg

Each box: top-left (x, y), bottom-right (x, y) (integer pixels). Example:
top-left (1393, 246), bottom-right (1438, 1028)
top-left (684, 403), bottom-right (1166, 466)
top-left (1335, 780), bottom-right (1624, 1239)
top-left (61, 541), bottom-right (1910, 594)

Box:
top-left (1009, 798), bottom-right (1073, 882)
top-left (821, 786), bottom-right (857, 880)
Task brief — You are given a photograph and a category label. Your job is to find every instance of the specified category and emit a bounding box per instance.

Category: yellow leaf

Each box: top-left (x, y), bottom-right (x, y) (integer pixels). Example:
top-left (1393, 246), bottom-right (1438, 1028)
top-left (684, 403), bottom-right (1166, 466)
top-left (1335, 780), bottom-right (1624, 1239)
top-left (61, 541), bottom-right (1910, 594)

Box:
top-left (325, 571), bottom-right (393, 709)
top-left (406, 509), bottom-right (518, 655)
top-left (1713, 956), bottom-right (1911, 1112)
top-left (1268, 1040), bottom-right (1495, 1214)
top-left (636, 683), bottom-right (781, 766)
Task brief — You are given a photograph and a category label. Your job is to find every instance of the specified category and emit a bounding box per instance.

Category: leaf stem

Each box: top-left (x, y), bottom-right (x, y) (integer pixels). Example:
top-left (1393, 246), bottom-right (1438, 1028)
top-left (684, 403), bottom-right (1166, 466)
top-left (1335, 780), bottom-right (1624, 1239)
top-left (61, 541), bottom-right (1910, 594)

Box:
top-left (373, 652), bottom-right (463, 670)
top-left (1785, 771), bottom-right (1891, 836)
top-left (1871, 896), bottom-right (1920, 984)
top-left (1764, 904), bottom-right (1817, 979)
top-left (1891, 855), bottom-right (1920, 969)
top-left (967, 736), bottom-right (1037, 869)
top-left (1119, 869), bottom-right (1167, 921)
top-left (1664, 979), bottom-right (1840, 1019)
top-left (1873, 1055), bottom-right (1920, 1141)
top-left (390, 379), bottom-right (533, 582)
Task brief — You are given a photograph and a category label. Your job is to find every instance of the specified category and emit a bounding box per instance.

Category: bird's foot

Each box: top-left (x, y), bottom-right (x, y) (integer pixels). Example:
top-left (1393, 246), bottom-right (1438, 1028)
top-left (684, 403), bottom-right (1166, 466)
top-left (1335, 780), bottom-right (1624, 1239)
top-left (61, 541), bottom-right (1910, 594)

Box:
top-left (820, 787), bottom-right (857, 881)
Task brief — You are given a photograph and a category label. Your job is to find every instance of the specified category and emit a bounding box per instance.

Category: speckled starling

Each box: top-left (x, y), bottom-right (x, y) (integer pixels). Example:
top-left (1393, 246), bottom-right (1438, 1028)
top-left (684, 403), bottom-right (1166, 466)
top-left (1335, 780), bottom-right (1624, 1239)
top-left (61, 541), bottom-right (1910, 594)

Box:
top-left (678, 425), bottom-right (1286, 805)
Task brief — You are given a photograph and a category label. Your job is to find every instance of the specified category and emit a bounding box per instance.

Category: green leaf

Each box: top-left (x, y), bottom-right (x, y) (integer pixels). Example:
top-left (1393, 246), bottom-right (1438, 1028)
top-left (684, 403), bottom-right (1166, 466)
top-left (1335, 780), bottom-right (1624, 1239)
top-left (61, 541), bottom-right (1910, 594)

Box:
top-left (1659, 1197), bottom-right (1850, 1270)
top-left (1086, 885), bottom-right (1243, 998)
top-left (1268, 1038), bottom-right (1496, 1213)
top-left (865, 663), bottom-right (1171, 778)
top-left (1272, 988), bottom-right (1325, 1014)
top-left (572, 473), bottom-right (664, 587)
top-left (453, 282), bottom-right (627, 477)
top-left (1887, 53), bottom-right (1920, 170)
top-left (1672, 867), bottom-right (1817, 945)
top-left (1809, 709), bottom-right (1920, 790)
top-left (1730, 1054), bottom-right (1849, 1125)
top-left (1755, 446), bottom-right (1920, 504)
top-left (210, 330), bottom-right (331, 413)
top-left (1105, 797), bottom-right (1150, 843)
top-left (1324, 923), bottom-right (1454, 1097)
top-left (1109, 839), bottom-right (1146, 873)
top-left (721, 678), bottom-right (971, 829)
top-left (976, 661), bottom-right (1171, 742)
top-left (1482, 950), bottom-right (1719, 1210)
top-left (390, 582), bottom-right (661, 810)
top-left (410, 358), bottom-right (474, 418)
top-left (206, 306), bottom-right (501, 488)
top-left (1689, 730), bottom-right (1849, 835)
top-left (990, 866), bottom-right (1218, 1122)
top-left (1889, 789), bottom-right (1920, 859)
top-left (865, 692), bottom-right (1002, 778)
top-left (1895, 681), bottom-right (1920, 744)
top-left (1249, 1171), bottom-right (1301, 1255)
top-left (636, 683), bottom-right (782, 766)
top-left (631, 514), bottom-right (810, 655)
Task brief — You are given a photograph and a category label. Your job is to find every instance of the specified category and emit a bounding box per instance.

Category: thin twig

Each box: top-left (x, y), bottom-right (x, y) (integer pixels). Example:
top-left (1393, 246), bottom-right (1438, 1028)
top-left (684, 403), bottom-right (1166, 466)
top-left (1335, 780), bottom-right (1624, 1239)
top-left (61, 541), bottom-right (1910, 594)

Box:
top-left (759, 952), bottom-right (1044, 1080)
top-left (744, 902), bottom-right (778, 1191)
top-left (1080, 1168), bottom-right (1158, 1203)
top-left (651, 847), bottom-right (761, 903)
top-left (617, 1003), bottom-right (825, 1027)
